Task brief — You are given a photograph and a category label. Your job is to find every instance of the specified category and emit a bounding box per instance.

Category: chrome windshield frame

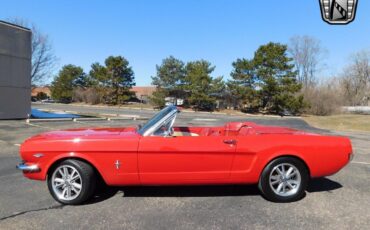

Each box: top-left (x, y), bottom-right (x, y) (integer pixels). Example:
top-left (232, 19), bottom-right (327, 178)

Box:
top-left (137, 105), bottom-right (178, 137)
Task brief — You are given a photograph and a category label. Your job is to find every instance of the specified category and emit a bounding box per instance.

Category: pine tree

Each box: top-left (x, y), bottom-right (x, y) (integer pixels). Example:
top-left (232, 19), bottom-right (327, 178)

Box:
top-left (253, 42), bottom-right (303, 114)
top-left (228, 58), bottom-right (257, 110)
top-left (51, 65), bottom-right (86, 102)
top-left (150, 56), bottom-right (186, 107)
top-left (89, 56), bottom-right (135, 105)
top-left (184, 60), bottom-right (217, 111)
top-left (228, 42), bottom-right (306, 114)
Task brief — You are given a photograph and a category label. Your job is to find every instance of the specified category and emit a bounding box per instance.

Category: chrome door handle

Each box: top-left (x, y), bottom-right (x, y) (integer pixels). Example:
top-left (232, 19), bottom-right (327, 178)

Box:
top-left (223, 139), bottom-right (237, 145)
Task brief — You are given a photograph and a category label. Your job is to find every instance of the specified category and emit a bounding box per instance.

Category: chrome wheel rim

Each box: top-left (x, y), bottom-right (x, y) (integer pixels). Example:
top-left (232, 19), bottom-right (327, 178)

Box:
top-left (51, 165), bottom-right (82, 201)
top-left (269, 163), bottom-right (301, 197)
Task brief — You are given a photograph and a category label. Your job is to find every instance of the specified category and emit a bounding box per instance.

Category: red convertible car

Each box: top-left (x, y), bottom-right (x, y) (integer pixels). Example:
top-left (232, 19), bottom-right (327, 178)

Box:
top-left (17, 106), bottom-right (353, 204)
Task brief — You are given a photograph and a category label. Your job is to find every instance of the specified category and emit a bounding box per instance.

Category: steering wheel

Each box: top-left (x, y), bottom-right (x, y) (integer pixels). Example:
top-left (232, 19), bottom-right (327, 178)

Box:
top-left (168, 114), bottom-right (176, 136)
top-left (152, 114), bottom-right (177, 137)
top-left (163, 123), bottom-right (174, 137)
top-left (163, 114), bottom-right (176, 137)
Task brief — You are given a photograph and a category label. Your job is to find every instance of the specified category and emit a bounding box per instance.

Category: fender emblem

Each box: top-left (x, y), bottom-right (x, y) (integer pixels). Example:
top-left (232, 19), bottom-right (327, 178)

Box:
top-left (33, 153), bottom-right (44, 158)
top-left (114, 160), bottom-right (121, 169)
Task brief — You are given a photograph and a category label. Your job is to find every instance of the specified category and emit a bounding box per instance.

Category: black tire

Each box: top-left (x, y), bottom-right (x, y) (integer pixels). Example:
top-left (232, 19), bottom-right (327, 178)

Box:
top-left (47, 159), bottom-right (96, 205)
top-left (258, 157), bottom-right (309, 202)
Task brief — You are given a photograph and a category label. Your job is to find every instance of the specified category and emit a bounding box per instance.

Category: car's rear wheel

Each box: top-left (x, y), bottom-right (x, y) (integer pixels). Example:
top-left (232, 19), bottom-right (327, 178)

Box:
top-left (47, 159), bottom-right (96, 205)
top-left (258, 157), bottom-right (308, 202)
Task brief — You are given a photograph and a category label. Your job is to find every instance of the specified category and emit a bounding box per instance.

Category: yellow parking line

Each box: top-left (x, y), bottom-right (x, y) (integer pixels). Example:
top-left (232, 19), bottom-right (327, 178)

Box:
top-left (27, 123), bottom-right (53, 130)
top-left (0, 140), bottom-right (20, 147)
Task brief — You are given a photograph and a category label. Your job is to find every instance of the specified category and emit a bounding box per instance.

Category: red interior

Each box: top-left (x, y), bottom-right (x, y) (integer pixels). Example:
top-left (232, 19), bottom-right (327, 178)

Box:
top-left (174, 122), bottom-right (252, 136)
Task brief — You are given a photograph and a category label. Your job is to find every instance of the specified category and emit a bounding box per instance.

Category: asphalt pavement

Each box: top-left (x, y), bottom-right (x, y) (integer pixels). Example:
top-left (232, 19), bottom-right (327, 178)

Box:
top-left (0, 104), bottom-right (369, 229)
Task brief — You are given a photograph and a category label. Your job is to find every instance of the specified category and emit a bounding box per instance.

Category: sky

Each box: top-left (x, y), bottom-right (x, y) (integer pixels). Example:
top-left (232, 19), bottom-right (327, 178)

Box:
top-left (1, 0), bottom-right (369, 85)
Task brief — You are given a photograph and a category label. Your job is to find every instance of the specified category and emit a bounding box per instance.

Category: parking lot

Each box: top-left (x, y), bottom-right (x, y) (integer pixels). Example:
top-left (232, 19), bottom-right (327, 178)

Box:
top-left (0, 104), bottom-right (369, 229)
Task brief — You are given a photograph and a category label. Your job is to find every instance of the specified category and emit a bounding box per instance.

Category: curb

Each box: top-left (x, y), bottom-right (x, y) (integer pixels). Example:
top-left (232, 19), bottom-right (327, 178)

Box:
top-left (32, 102), bottom-right (303, 119)
top-left (33, 102), bottom-right (157, 111)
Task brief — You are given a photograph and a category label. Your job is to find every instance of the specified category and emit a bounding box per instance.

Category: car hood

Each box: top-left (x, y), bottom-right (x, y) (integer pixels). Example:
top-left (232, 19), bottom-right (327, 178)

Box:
top-left (25, 127), bottom-right (138, 141)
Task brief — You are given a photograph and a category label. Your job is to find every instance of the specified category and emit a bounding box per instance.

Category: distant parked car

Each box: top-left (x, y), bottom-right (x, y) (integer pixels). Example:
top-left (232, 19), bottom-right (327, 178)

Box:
top-left (41, 99), bottom-right (56, 103)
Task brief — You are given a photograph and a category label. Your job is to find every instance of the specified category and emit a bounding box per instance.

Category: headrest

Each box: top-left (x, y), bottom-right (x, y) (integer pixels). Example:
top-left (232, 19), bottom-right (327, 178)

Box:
top-left (224, 122), bottom-right (256, 131)
top-left (224, 122), bottom-right (246, 131)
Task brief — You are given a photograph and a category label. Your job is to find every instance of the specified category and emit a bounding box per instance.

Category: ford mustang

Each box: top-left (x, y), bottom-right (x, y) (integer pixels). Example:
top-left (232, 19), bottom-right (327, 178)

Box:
top-left (17, 105), bottom-right (353, 204)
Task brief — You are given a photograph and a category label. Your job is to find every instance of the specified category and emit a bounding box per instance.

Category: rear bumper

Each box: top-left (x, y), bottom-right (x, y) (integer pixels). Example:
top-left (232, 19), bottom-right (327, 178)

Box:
top-left (16, 162), bottom-right (40, 172)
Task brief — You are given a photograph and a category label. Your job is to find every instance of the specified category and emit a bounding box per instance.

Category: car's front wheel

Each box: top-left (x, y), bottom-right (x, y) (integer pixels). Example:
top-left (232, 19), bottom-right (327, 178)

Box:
top-left (258, 157), bottom-right (308, 202)
top-left (47, 159), bottom-right (96, 205)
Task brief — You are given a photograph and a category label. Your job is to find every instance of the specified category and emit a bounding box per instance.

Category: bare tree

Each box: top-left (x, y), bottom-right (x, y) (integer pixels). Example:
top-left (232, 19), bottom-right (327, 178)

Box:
top-left (341, 50), bottom-right (370, 106)
top-left (303, 77), bottom-right (343, 115)
top-left (288, 36), bottom-right (327, 88)
top-left (9, 18), bottom-right (57, 85)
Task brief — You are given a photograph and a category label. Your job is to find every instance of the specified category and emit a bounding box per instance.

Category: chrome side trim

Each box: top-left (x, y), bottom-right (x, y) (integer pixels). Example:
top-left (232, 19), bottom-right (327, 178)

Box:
top-left (16, 162), bottom-right (40, 172)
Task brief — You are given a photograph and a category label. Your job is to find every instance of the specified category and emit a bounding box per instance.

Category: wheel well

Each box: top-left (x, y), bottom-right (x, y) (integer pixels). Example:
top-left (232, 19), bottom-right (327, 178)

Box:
top-left (46, 157), bottom-right (105, 182)
top-left (266, 155), bottom-right (311, 178)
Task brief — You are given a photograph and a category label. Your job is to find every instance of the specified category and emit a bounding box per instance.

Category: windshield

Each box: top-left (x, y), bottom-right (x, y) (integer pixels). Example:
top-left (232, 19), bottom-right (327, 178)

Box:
top-left (137, 105), bottom-right (178, 136)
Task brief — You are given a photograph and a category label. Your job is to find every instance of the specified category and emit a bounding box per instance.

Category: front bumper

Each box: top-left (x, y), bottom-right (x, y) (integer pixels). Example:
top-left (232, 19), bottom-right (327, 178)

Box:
top-left (16, 162), bottom-right (40, 172)
top-left (349, 152), bottom-right (354, 162)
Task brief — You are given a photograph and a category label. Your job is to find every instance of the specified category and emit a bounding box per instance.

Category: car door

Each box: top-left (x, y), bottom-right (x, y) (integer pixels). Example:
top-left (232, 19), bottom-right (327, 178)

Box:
top-left (138, 135), bottom-right (236, 184)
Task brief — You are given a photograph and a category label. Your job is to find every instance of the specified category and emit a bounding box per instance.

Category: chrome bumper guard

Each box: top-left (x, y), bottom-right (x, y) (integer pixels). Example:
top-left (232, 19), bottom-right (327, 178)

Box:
top-left (16, 162), bottom-right (40, 172)
top-left (350, 153), bottom-right (354, 162)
